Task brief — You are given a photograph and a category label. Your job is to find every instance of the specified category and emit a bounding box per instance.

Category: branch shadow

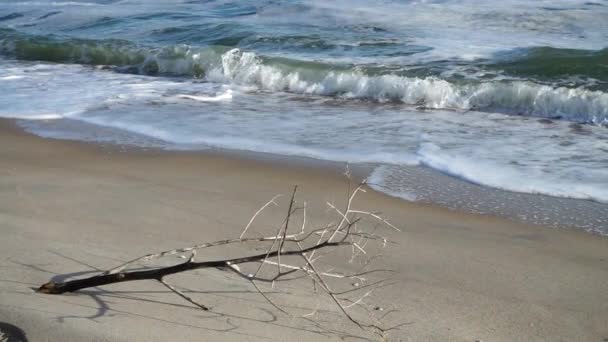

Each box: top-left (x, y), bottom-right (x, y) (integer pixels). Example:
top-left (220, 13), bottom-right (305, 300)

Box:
top-left (73, 287), bottom-right (372, 341)
top-left (0, 322), bottom-right (28, 342)
top-left (14, 254), bottom-right (375, 341)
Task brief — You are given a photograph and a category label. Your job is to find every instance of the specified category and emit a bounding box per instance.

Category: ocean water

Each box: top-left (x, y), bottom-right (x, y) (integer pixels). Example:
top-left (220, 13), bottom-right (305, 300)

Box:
top-left (1, 0), bottom-right (607, 234)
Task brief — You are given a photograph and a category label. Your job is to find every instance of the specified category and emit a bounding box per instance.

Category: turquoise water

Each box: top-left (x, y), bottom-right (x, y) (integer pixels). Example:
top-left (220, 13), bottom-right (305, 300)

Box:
top-left (1, 0), bottom-right (607, 233)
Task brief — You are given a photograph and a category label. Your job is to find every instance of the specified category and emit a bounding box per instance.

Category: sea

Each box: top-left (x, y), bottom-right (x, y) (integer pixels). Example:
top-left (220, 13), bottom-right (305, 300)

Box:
top-left (1, 0), bottom-right (607, 234)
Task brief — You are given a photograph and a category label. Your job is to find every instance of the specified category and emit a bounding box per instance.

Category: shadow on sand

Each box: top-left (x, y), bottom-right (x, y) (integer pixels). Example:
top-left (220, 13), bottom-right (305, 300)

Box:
top-left (0, 322), bottom-right (28, 342)
top-left (8, 251), bottom-right (381, 341)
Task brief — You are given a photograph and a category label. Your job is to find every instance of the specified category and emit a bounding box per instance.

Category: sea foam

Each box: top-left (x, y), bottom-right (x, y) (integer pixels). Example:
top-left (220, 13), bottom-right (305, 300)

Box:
top-left (416, 142), bottom-right (608, 203)
top-left (210, 48), bottom-right (608, 124)
top-left (2, 28), bottom-right (607, 124)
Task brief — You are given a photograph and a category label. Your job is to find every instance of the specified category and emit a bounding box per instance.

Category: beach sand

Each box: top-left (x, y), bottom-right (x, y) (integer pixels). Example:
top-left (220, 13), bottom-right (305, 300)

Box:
top-left (1, 119), bottom-right (607, 341)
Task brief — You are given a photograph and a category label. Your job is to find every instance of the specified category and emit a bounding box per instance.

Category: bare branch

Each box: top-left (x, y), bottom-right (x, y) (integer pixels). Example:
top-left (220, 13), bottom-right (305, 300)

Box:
top-left (37, 181), bottom-right (402, 339)
top-left (240, 194), bottom-right (283, 239)
top-left (158, 277), bottom-right (209, 311)
top-left (348, 210), bottom-right (400, 232)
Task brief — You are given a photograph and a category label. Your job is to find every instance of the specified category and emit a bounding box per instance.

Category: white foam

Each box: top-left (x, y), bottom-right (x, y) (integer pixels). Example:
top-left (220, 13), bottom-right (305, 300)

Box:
top-left (0, 61), bottom-right (221, 120)
top-left (176, 89), bottom-right (233, 102)
top-left (207, 48), bottom-right (608, 124)
top-left (2, 113), bottom-right (63, 120)
top-left (0, 75), bottom-right (24, 80)
top-left (368, 165), bottom-right (418, 201)
top-left (417, 142), bottom-right (608, 203)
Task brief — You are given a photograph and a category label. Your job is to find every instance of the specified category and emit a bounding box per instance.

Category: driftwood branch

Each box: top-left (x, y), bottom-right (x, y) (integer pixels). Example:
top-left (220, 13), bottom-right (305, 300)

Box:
top-left (36, 181), bottom-right (402, 338)
top-left (37, 241), bottom-right (343, 294)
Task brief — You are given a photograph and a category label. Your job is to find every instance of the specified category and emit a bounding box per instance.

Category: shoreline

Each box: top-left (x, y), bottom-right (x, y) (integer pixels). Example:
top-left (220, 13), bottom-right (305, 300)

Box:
top-left (14, 117), bottom-right (608, 236)
top-left (1, 118), bottom-right (607, 341)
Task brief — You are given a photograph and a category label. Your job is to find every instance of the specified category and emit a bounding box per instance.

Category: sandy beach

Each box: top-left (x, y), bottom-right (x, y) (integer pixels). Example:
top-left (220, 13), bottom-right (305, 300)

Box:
top-left (1, 119), bottom-right (607, 341)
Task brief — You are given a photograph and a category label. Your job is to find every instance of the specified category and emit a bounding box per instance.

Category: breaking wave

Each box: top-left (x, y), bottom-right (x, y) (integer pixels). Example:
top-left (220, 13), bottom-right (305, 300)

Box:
top-left (1, 29), bottom-right (607, 124)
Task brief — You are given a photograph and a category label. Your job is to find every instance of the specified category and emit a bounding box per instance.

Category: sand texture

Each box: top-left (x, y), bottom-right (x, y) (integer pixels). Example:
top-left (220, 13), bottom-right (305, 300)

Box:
top-left (1, 121), bottom-right (607, 341)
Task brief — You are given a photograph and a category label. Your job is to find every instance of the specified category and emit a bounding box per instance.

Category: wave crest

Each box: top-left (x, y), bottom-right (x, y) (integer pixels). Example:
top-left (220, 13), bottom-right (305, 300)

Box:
top-left (212, 48), bottom-right (608, 124)
top-left (1, 29), bottom-right (607, 124)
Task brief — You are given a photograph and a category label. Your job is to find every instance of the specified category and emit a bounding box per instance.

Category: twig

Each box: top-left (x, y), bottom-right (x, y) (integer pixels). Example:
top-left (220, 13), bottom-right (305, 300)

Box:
top-left (158, 277), bottom-right (209, 310)
top-left (240, 194), bottom-right (282, 239)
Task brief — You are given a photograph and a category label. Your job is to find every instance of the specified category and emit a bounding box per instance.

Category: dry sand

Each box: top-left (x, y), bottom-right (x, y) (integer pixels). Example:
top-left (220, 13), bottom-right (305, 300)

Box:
top-left (0, 120), bottom-right (607, 341)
